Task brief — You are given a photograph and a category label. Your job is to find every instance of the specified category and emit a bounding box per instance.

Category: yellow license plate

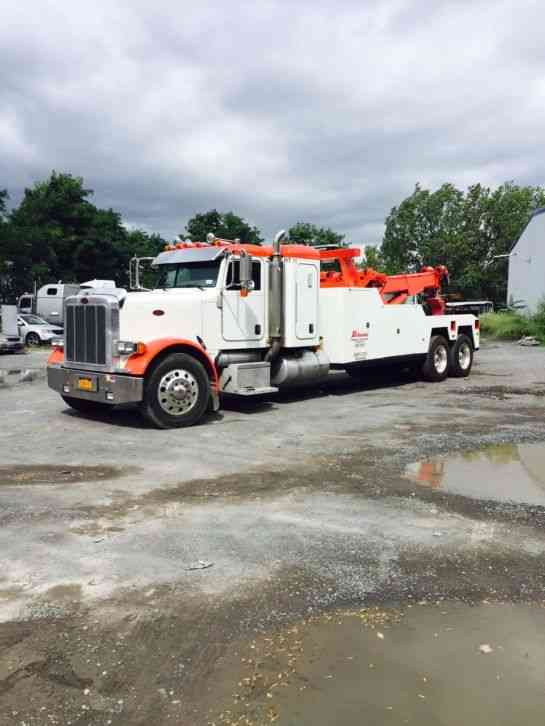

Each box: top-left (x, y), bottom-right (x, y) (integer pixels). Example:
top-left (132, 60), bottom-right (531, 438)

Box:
top-left (78, 377), bottom-right (95, 391)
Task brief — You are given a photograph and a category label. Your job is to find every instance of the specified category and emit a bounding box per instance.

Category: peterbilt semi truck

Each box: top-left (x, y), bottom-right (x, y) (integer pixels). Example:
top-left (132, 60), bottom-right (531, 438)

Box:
top-left (47, 231), bottom-right (479, 428)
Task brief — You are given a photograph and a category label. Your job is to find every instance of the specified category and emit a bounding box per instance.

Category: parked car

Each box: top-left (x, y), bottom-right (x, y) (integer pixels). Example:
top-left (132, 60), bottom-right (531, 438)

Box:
top-left (17, 314), bottom-right (63, 346)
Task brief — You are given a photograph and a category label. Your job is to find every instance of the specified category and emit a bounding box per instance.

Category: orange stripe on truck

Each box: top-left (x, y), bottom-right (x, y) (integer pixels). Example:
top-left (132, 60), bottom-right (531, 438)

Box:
top-left (124, 338), bottom-right (219, 388)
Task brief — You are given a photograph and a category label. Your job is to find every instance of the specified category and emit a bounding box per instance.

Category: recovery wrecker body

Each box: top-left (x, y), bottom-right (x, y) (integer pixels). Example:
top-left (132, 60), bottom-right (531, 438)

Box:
top-left (48, 232), bottom-right (479, 428)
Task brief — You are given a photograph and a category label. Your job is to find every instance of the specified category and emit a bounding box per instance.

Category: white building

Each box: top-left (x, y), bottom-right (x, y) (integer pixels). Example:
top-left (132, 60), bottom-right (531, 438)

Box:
top-left (508, 208), bottom-right (545, 313)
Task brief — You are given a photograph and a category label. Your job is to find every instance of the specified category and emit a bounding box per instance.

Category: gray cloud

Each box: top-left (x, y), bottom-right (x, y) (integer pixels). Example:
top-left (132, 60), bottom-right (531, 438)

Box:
top-left (1, 0), bottom-right (544, 244)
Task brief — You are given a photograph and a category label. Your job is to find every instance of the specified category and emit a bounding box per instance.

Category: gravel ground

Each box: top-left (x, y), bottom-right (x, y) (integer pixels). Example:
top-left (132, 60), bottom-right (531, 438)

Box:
top-left (1, 340), bottom-right (545, 725)
top-left (0, 348), bottom-right (50, 370)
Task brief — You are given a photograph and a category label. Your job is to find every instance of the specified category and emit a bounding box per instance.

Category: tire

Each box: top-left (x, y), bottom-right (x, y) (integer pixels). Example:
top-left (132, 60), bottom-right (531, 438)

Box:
top-left (421, 335), bottom-right (449, 382)
top-left (448, 334), bottom-right (473, 378)
top-left (61, 395), bottom-right (109, 414)
top-left (26, 332), bottom-right (41, 346)
top-left (140, 352), bottom-right (210, 429)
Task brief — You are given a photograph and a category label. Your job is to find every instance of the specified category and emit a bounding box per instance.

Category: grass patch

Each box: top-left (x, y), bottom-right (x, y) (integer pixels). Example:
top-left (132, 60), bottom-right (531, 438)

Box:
top-left (481, 303), bottom-right (545, 344)
top-left (481, 312), bottom-right (536, 340)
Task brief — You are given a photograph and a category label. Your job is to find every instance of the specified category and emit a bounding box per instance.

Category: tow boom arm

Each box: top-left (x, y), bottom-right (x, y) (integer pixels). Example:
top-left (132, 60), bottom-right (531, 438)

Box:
top-left (319, 248), bottom-right (449, 315)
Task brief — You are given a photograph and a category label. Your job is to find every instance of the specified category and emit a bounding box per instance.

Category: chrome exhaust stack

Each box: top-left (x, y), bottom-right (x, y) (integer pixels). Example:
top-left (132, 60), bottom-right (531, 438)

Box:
top-left (266, 229), bottom-right (286, 363)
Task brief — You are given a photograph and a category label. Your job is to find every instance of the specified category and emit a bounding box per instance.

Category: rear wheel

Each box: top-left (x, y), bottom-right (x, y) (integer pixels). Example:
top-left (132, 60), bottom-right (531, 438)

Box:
top-left (26, 332), bottom-right (41, 346)
top-left (61, 395), bottom-right (109, 414)
top-left (421, 335), bottom-right (449, 382)
top-left (449, 334), bottom-right (473, 377)
top-left (140, 352), bottom-right (210, 429)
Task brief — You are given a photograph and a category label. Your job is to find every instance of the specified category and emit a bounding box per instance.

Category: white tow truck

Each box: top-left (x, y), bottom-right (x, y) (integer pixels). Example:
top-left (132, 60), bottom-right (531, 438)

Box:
top-left (47, 231), bottom-right (479, 428)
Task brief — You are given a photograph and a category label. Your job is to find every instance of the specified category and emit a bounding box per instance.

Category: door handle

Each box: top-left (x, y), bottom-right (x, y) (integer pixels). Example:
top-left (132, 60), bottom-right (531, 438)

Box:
top-left (255, 324), bottom-right (262, 335)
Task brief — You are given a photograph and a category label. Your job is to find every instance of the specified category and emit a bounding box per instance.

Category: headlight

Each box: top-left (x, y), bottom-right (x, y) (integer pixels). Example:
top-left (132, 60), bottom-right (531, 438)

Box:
top-left (116, 340), bottom-right (146, 355)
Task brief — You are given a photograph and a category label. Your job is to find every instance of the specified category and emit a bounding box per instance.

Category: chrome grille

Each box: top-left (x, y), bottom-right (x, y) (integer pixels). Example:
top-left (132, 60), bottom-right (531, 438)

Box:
top-left (66, 304), bottom-right (107, 365)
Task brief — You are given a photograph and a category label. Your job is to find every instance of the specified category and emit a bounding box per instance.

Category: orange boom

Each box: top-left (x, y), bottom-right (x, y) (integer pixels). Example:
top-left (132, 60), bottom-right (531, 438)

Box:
top-left (319, 247), bottom-right (449, 315)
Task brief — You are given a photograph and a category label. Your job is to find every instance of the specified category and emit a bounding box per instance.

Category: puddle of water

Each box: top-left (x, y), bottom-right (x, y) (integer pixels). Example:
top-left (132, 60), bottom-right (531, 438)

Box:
top-left (405, 442), bottom-right (545, 505)
top-left (207, 603), bottom-right (545, 726)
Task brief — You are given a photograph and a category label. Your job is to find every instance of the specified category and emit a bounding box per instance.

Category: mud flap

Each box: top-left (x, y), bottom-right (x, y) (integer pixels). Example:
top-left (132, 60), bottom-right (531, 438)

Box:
top-left (209, 389), bottom-right (221, 412)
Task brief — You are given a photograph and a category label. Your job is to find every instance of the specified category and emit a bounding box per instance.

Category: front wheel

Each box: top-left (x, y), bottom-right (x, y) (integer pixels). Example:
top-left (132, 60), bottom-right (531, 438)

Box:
top-left (421, 335), bottom-right (449, 382)
top-left (26, 332), bottom-right (41, 346)
top-left (140, 352), bottom-right (210, 429)
top-left (449, 334), bottom-right (473, 377)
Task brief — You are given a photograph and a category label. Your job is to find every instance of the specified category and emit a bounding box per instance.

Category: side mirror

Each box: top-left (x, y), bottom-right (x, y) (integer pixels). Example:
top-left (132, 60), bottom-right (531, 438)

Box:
top-left (239, 252), bottom-right (253, 297)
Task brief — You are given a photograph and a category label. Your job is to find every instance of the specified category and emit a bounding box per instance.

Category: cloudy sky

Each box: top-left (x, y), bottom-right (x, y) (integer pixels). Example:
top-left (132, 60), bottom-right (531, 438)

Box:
top-left (1, 0), bottom-right (544, 244)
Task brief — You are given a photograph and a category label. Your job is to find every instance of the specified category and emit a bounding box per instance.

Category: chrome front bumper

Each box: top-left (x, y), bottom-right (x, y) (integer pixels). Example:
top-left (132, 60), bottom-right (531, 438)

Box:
top-left (48, 365), bottom-right (144, 405)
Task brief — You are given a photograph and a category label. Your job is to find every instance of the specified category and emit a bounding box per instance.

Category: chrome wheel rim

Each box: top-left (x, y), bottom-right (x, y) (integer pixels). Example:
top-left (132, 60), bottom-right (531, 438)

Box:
top-left (157, 368), bottom-right (199, 416)
top-left (434, 345), bottom-right (448, 374)
top-left (458, 342), bottom-right (471, 370)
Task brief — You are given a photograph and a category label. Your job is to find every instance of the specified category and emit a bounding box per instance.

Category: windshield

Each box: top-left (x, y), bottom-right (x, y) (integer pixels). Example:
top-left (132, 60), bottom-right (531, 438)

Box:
top-left (21, 314), bottom-right (48, 325)
top-left (156, 261), bottom-right (221, 289)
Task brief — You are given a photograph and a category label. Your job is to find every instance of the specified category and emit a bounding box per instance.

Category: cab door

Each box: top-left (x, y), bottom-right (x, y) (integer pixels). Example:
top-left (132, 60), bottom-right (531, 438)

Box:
top-left (222, 258), bottom-right (266, 342)
top-left (295, 262), bottom-right (319, 340)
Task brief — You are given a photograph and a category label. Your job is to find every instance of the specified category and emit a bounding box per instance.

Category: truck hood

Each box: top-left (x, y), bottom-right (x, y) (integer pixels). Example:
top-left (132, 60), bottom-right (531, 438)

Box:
top-left (126, 288), bottom-right (205, 303)
top-left (119, 288), bottom-right (208, 343)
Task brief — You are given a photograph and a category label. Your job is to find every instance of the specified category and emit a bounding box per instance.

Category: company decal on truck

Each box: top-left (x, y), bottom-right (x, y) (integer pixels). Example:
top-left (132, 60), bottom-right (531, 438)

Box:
top-left (351, 328), bottom-right (369, 360)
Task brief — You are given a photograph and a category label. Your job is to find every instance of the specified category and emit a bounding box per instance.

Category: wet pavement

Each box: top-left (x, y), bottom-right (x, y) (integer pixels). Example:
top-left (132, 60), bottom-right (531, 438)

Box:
top-left (205, 603), bottom-right (545, 726)
top-left (2, 341), bottom-right (545, 724)
top-left (405, 442), bottom-right (545, 505)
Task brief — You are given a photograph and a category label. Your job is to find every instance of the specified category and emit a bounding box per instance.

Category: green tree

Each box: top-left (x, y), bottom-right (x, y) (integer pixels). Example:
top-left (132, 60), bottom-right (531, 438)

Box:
top-left (184, 210), bottom-right (263, 244)
top-left (115, 229), bottom-right (167, 288)
top-left (362, 244), bottom-right (385, 270)
top-left (288, 222), bottom-right (344, 247)
top-left (0, 190), bottom-right (14, 301)
top-left (124, 229), bottom-right (166, 258)
top-left (3, 171), bottom-right (168, 296)
top-left (0, 189), bottom-right (8, 220)
top-left (10, 171), bottom-right (99, 285)
top-left (72, 208), bottom-right (128, 284)
top-left (0, 190), bottom-right (42, 303)
top-left (381, 182), bottom-right (545, 303)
